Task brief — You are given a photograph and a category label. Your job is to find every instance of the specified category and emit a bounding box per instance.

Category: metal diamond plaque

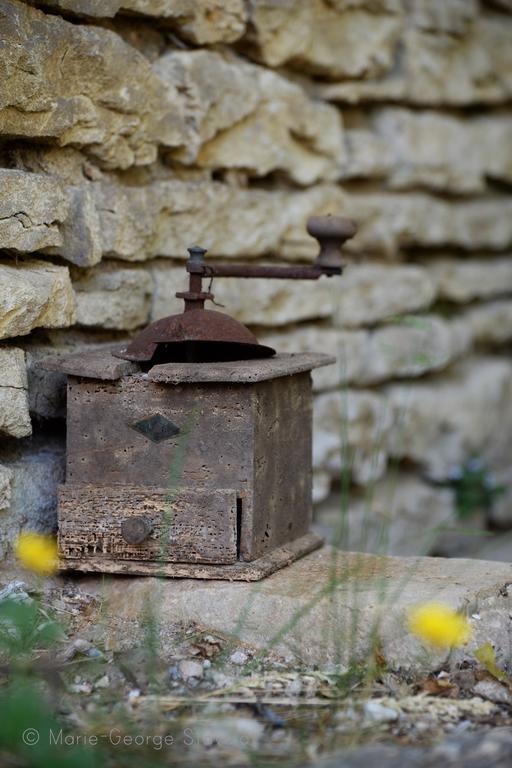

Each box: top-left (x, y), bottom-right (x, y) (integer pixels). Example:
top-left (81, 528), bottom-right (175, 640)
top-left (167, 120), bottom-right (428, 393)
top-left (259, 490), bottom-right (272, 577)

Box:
top-left (130, 414), bottom-right (181, 443)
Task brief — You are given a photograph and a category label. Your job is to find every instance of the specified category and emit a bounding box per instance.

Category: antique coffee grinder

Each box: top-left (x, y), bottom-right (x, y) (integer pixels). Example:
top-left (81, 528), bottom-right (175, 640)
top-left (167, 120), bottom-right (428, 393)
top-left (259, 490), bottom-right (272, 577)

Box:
top-left (42, 216), bottom-right (356, 580)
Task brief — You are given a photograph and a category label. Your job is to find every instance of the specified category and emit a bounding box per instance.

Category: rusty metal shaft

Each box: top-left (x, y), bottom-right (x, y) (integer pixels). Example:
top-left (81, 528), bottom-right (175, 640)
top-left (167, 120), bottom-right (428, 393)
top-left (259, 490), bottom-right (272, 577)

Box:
top-left (187, 263), bottom-right (340, 279)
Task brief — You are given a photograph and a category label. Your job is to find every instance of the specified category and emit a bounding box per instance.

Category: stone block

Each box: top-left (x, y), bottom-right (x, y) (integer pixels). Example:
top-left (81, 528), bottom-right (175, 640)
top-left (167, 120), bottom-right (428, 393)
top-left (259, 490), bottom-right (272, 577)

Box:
top-left (259, 327), bottom-right (353, 391)
top-left (0, 433), bottom-right (65, 559)
top-left (386, 356), bottom-right (512, 480)
top-left (408, 0), bottom-right (478, 35)
top-left (333, 264), bottom-right (435, 326)
top-left (0, 0), bottom-right (187, 169)
top-left (0, 259), bottom-right (76, 340)
top-left (433, 510), bottom-right (489, 559)
top-left (342, 111), bottom-right (512, 191)
top-left (23, 331), bottom-right (132, 420)
top-left (316, 72), bottom-right (405, 105)
top-left (487, 467), bottom-right (512, 529)
top-left (427, 257), bottom-right (512, 303)
top-left (36, 0), bottom-right (248, 44)
top-left (243, 0), bottom-right (402, 79)
top-left (464, 300), bottom-right (512, 345)
top-left (69, 547), bottom-right (512, 672)
top-left (0, 168), bottom-right (101, 266)
top-left (401, 22), bottom-right (512, 106)
top-left (473, 116), bottom-right (512, 186)
top-left (261, 315), bottom-right (470, 389)
top-left (346, 194), bottom-right (512, 256)
top-left (139, 264), bottom-right (184, 318)
top-left (0, 347), bottom-right (31, 439)
top-left (313, 389), bottom-right (393, 486)
top-left (0, 465), bottom-right (13, 511)
top-left (370, 110), bottom-right (495, 193)
top-left (315, 473), bottom-right (455, 556)
top-left (72, 264), bottom-right (153, 330)
top-left (215, 279), bottom-right (335, 327)
top-left (95, 179), bottom-right (345, 261)
top-left (317, 19), bottom-right (512, 106)
top-left (312, 328), bottom-right (475, 486)
top-left (0, 169), bottom-right (68, 253)
top-left (341, 129), bottom-right (391, 180)
top-left (312, 470), bottom-right (331, 505)
top-left (155, 50), bottom-right (344, 184)
top-left (355, 316), bottom-right (472, 383)
top-left (25, 349), bottom-right (67, 422)
top-left (6, 145), bottom-right (95, 186)
top-left (52, 185), bottom-right (102, 267)
top-left (471, 530), bottom-right (512, 562)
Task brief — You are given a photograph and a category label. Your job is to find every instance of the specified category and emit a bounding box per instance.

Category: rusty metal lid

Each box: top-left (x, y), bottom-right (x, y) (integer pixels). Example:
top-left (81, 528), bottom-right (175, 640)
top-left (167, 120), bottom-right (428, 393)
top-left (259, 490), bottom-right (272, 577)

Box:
top-left (116, 308), bottom-right (275, 364)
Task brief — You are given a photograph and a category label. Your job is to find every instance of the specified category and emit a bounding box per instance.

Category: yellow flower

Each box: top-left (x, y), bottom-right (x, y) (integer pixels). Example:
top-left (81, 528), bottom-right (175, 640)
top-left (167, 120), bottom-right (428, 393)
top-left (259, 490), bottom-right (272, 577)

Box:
top-left (15, 532), bottom-right (59, 576)
top-left (407, 601), bottom-right (471, 649)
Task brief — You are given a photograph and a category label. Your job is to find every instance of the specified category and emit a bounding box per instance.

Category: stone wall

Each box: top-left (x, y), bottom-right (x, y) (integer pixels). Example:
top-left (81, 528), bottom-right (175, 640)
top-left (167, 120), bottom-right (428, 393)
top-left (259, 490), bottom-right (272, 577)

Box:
top-left (1, 0), bottom-right (512, 559)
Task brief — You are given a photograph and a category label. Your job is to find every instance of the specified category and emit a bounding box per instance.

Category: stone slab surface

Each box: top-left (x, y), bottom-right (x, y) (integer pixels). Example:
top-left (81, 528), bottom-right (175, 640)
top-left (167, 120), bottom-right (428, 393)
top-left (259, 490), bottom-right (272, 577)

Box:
top-left (70, 547), bottom-right (512, 671)
top-left (311, 729), bottom-right (512, 768)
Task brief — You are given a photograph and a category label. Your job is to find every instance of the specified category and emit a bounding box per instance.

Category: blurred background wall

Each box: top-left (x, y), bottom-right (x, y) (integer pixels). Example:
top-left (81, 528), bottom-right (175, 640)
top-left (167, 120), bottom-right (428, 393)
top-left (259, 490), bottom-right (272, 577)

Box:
top-left (1, 0), bottom-right (512, 560)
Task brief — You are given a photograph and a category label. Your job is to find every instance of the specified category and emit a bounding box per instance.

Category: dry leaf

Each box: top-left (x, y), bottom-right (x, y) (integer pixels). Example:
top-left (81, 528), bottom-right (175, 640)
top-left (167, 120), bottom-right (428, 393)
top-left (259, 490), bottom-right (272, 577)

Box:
top-left (421, 676), bottom-right (457, 697)
top-left (474, 642), bottom-right (511, 686)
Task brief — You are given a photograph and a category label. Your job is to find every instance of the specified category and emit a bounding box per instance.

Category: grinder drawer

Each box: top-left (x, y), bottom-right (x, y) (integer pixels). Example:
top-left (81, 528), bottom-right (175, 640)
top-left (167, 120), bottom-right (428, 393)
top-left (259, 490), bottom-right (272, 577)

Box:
top-left (58, 484), bottom-right (238, 565)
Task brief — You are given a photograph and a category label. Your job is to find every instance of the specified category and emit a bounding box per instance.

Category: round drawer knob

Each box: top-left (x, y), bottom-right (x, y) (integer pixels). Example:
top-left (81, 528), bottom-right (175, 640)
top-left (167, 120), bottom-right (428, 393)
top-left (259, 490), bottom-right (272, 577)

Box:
top-left (121, 516), bottom-right (152, 545)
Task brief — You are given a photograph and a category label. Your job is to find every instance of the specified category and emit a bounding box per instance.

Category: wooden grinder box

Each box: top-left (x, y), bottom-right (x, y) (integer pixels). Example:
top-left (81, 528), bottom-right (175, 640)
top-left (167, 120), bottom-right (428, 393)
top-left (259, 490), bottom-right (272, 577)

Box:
top-left (41, 215), bottom-right (356, 580)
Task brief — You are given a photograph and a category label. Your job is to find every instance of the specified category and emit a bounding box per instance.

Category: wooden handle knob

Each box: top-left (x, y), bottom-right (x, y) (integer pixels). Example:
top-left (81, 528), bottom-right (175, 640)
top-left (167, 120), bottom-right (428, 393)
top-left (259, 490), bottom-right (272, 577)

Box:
top-left (121, 516), bottom-right (152, 545)
top-left (307, 215), bottom-right (357, 269)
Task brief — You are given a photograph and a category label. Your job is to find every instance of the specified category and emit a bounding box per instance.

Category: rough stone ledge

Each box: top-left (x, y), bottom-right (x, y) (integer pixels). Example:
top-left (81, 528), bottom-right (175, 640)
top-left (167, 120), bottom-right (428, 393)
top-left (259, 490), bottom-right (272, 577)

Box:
top-left (41, 546), bottom-right (512, 672)
top-left (0, 258), bottom-right (76, 340)
top-left (313, 729), bottom-right (512, 768)
top-left (32, 0), bottom-right (248, 45)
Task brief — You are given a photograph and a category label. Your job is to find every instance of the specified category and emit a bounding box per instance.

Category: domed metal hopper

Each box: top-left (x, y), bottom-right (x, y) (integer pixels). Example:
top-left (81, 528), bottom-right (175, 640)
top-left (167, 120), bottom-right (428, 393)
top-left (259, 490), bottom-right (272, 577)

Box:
top-left (117, 307), bottom-right (275, 365)
top-left (115, 215), bottom-right (356, 366)
top-left (116, 246), bottom-right (275, 365)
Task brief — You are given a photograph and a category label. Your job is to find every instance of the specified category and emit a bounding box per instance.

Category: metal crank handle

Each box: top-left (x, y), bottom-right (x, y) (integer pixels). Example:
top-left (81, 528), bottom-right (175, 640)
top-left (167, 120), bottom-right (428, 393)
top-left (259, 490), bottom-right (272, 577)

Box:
top-left (186, 215), bottom-right (357, 280)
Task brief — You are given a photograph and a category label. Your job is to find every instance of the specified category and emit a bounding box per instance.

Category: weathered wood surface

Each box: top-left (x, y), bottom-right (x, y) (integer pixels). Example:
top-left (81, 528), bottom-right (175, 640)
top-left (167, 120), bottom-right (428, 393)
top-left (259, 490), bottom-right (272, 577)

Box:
top-left (65, 377), bottom-right (255, 502)
top-left (249, 373), bottom-right (313, 560)
top-left (38, 346), bottom-right (138, 380)
top-left (59, 485), bottom-right (238, 564)
top-left (148, 353), bottom-right (335, 384)
top-left (62, 360), bottom-right (320, 574)
top-left (58, 532), bottom-right (323, 582)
